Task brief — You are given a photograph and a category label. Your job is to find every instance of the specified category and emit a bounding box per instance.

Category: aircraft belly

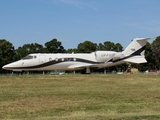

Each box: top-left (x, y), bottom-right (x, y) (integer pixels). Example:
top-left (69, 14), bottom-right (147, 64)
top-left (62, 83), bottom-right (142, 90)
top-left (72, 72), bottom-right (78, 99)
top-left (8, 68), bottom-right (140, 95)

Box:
top-left (97, 61), bottom-right (125, 69)
top-left (35, 61), bottom-right (84, 70)
top-left (50, 62), bottom-right (74, 70)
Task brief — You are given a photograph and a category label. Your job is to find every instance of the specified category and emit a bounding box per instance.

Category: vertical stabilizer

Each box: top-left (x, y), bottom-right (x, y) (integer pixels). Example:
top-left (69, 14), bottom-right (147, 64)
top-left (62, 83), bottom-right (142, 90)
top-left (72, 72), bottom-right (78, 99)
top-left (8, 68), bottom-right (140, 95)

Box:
top-left (122, 38), bottom-right (154, 57)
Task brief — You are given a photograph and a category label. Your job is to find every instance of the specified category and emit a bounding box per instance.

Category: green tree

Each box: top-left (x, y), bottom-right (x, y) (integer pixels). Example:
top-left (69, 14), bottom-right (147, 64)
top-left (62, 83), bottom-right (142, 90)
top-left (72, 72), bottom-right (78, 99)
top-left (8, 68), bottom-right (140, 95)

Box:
top-left (103, 41), bottom-right (115, 51)
top-left (15, 43), bottom-right (44, 60)
top-left (97, 41), bottom-right (123, 52)
top-left (145, 42), bottom-right (157, 70)
top-left (0, 39), bottom-right (15, 72)
top-left (77, 40), bottom-right (97, 53)
top-left (66, 48), bottom-right (79, 53)
top-left (97, 43), bottom-right (105, 50)
top-left (151, 36), bottom-right (160, 69)
top-left (113, 43), bottom-right (123, 52)
top-left (45, 38), bottom-right (65, 53)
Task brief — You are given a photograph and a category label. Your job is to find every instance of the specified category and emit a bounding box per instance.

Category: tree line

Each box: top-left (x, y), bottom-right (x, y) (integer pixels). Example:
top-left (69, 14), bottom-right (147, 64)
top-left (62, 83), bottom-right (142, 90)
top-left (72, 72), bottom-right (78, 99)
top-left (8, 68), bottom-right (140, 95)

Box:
top-left (0, 37), bottom-right (160, 73)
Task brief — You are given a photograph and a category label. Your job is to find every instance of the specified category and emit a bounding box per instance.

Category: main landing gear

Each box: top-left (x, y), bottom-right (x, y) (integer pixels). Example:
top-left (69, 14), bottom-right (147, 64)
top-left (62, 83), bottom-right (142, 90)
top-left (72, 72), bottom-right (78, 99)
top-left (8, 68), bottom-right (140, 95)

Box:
top-left (81, 67), bottom-right (91, 74)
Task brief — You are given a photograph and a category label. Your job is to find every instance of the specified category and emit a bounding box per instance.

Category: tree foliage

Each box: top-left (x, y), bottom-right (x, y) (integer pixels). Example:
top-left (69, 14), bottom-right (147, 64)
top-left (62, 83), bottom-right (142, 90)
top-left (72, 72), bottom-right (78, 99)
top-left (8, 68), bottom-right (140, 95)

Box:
top-left (113, 43), bottom-right (123, 52)
top-left (97, 41), bottom-right (123, 52)
top-left (15, 43), bottom-right (44, 60)
top-left (66, 48), bottom-right (79, 53)
top-left (145, 42), bottom-right (157, 69)
top-left (45, 39), bottom-right (65, 53)
top-left (152, 36), bottom-right (160, 63)
top-left (77, 40), bottom-right (97, 53)
top-left (0, 39), bottom-right (15, 72)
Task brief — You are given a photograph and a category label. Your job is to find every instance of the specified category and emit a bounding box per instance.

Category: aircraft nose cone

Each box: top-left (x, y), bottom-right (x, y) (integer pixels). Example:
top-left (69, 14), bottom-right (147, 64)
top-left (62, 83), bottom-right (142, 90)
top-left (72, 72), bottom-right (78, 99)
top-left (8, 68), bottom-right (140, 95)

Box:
top-left (2, 65), bottom-right (8, 70)
top-left (2, 64), bottom-right (13, 70)
top-left (2, 61), bottom-right (22, 70)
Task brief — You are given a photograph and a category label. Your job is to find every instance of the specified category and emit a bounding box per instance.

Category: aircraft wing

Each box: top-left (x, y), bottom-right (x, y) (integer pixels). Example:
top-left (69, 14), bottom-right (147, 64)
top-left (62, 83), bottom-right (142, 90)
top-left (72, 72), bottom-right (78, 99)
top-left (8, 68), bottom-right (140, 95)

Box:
top-left (123, 56), bottom-right (147, 64)
top-left (68, 63), bottom-right (94, 69)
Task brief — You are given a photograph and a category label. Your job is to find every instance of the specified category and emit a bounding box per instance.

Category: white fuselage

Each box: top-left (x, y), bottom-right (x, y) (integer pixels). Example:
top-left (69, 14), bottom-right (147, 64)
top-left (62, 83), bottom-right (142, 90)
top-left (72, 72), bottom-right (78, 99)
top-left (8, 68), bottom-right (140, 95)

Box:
top-left (2, 51), bottom-right (125, 71)
top-left (2, 37), bottom-right (154, 72)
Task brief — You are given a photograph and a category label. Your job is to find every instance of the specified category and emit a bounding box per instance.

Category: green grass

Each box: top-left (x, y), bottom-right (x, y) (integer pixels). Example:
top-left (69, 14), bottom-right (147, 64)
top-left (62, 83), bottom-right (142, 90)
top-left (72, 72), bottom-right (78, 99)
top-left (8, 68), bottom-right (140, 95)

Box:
top-left (0, 74), bottom-right (160, 120)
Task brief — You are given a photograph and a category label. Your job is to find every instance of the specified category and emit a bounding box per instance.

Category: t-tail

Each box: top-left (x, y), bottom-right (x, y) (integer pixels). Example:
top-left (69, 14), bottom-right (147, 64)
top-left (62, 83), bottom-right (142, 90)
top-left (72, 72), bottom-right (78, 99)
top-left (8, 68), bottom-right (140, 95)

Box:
top-left (121, 37), bottom-right (155, 64)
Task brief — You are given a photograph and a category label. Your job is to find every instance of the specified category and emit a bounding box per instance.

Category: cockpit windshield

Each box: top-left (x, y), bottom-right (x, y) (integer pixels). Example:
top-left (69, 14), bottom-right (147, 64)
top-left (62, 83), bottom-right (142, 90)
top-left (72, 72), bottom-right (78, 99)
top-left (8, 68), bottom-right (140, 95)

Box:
top-left (22, 55), bottom-right (36, 60)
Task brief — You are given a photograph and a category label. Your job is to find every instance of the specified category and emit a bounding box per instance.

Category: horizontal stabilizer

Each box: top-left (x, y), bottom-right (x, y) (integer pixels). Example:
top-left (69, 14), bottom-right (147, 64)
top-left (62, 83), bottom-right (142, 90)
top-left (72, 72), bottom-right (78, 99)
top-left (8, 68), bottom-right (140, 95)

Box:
top-left (123, 56), bottom-right (147, 64)
top-left (134, 37), bottom-right (156, 41)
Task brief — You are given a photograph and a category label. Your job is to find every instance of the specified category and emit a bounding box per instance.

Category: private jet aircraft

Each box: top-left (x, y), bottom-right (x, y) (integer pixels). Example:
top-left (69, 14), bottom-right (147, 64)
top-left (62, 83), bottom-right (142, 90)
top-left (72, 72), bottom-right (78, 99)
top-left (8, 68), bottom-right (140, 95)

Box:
top-left (2, 37), bottom-right (155, 73)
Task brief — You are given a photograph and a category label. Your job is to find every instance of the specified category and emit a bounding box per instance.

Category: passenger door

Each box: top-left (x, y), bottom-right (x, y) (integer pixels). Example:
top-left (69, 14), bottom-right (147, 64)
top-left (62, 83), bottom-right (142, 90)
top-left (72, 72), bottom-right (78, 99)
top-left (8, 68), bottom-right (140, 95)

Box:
top-left (39, 55), bottom-right (46, 64)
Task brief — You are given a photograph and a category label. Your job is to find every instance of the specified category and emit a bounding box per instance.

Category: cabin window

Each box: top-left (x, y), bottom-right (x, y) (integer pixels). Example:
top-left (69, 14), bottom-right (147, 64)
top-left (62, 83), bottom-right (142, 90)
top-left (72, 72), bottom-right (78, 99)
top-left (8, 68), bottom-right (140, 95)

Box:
top-left (61, 58), bottom-right (64, 61)
top-left (49, 58), bottom-right (52, 61)
top-left (67, 58), bottom-right (71, 61)
top-left (55, 58), bottom-right (58, 61)
top-left (23, 55), bottom-right (33, 60)
top-left (34, 56), bottom-right (37, 58)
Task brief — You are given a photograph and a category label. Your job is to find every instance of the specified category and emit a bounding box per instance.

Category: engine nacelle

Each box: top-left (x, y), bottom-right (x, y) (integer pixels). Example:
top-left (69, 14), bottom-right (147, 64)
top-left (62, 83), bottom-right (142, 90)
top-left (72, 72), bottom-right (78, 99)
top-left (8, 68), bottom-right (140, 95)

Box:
top-left (95, 51), bottom-right (116, 62)
top-left (112, 52), bottom-right (124, 61)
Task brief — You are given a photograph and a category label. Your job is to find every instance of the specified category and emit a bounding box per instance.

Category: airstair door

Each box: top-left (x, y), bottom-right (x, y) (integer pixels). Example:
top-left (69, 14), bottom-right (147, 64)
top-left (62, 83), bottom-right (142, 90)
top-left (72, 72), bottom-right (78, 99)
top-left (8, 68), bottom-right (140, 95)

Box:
top-left (39, 55), bottom-right (46, 64)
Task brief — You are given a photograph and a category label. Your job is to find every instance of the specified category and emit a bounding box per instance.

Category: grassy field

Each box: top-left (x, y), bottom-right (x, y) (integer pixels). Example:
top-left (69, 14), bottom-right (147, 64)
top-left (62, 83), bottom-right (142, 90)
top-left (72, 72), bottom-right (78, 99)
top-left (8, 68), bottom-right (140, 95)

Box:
top-left (0, 74), bottom-right (160, 120)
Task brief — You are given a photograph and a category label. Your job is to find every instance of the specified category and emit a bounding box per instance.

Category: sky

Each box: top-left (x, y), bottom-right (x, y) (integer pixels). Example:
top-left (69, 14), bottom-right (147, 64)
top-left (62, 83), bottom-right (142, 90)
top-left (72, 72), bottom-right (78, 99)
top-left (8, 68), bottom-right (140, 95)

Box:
top-left (0, 0), bottom-right (160, 50)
